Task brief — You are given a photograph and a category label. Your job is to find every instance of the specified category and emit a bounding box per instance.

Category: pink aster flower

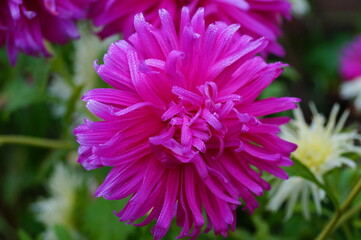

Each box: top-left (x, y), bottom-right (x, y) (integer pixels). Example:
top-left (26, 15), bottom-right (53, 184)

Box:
top-left (90, 0), bottom-right (291, 56)
top-left (74, 7), bottom-right (299, 239)
top-left (340, 35), bottom-right (361, 81)
top-left (339, 35), bottom-right (361, 110)
top-left (0, 0), bottom-right (92, 66)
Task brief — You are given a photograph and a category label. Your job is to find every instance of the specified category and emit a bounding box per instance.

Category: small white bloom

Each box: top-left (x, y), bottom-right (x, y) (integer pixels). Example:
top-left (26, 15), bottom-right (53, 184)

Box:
top-left (32, 163), bottom-right (84, 239)
top-left (340, 77), bottom-right (361, 111)
top-left (48, 75), bottom-right (72, 117)
top-left (73, 24), bottom-right (116, 88)
top-left (267, 104), bottom-right (361, 219)
top-left (288, 0), bottom-right (310, 17)
top-left (48, 24), bottom-right (117, 122)
top-left (49, 24), bottom-right (104, 116)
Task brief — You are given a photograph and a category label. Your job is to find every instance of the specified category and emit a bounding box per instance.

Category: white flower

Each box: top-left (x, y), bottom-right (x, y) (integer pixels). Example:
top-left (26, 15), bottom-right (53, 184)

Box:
top-left (48, 75), bottom-right (72, 117)
top-left (73, 24), bottom-right (117, 88)
top-left (267, 104), bottom-right (361, 219)
top-left (288, 0), bottom-right (310, 17)
top-left (340, 77), bottom-right (361, 111)
top-left (48, 24), bottom-right (117, 122)
top-left (32, 163), bottom-right (84, 240)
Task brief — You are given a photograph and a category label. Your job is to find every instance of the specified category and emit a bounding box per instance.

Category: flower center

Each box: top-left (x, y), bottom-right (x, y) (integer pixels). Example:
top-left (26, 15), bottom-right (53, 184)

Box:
top-left (149, 82), bottom-right (242, 167)
top-left (294, 137), bottom-right (333, 173)
top-left (292, 117), bottom-right (335, 173)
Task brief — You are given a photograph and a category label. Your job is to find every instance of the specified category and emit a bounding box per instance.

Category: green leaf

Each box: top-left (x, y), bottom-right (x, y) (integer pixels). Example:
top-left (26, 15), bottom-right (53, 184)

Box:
top-left (28, 58), bottom-right (50, 92)
top-left (82, 198), bottom-right (137, 240)
top-left (281, 66), bottom-right (301, 83)
top-left (18, 229), bottom-right (33, 240)
top-left (253, 215), bottom-right (272, 240)
top-left (2, 80), bottom-right (46, 114)
top-left (286, 158), bottom-right (340, 209)
top-left (53, 225), bottom-right (74, 240)
top-left (1, 56), bottom-right (50, 116)
top-left (260, 81), bottom-right (287, 99)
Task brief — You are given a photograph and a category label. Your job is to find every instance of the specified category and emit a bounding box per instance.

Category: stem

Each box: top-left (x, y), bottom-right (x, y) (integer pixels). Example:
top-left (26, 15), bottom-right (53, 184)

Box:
top-left (316, 178), bottom-right (361, 240)
top-left (341, 224), bottom-right (353, 240)
top-left (315, 211), bottom-right (341, 240)
top-left (336, 201), bottom-right (361, 228)
top-left (0, 135), bottom-right (73, 150)
top-left (342, 178), bottom-right (361, 210)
